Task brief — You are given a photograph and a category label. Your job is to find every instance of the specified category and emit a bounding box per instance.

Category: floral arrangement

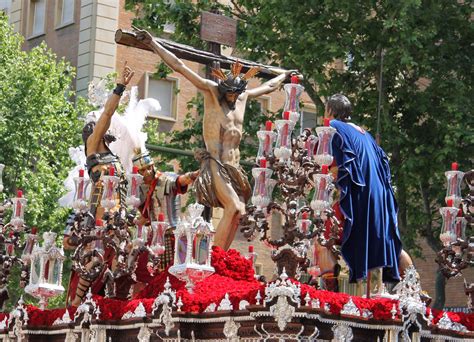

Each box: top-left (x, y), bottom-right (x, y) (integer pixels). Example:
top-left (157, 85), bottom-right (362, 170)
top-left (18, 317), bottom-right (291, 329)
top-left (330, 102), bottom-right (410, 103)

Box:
top-left (4, 247), bottom-right (473, 331)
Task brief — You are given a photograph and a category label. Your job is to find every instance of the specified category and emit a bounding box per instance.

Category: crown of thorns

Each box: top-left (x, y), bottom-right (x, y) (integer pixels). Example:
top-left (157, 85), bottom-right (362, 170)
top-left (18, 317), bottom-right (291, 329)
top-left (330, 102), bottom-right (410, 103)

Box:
top-left (211, 61), bottom-right (260, 94)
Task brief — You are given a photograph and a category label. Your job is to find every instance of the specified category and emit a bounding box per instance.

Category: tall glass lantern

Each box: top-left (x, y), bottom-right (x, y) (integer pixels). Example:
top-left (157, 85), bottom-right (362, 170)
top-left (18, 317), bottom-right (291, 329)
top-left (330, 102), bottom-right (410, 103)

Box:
top-left (256, 121), bottom-right (277, 164)
top-left (314, 119), bottom-right (337, 167)
top-left (311, 165), bottom-right (334, 215)
top-left (251, 159), bottom-right (277, 210)
top-left (101, 166), bottom-right (120, 210)
top-left (10, 190), bottom-right (27, 230)
top-left (126, 166), bottom-right (143, 209)
top-left (25, 232), bottom-right (65, 310)
top-left (283, 75), bottom-right (304, 124)
top-left (73, 169), bottom-right (89, 212)
top-left (169, 203), bottom-right (215, 293)
top-left (439, 199), bottom-right (459, 247)
top-left (274, 111), bottom-right (295, 163)
top-left (445, 162), bottom-right (464, 208)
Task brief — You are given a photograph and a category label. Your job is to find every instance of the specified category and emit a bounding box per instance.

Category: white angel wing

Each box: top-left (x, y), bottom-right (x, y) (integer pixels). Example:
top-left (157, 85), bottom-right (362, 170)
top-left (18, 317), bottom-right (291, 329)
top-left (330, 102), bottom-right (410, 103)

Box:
top-left (58, 146), bottom-right (90, 208)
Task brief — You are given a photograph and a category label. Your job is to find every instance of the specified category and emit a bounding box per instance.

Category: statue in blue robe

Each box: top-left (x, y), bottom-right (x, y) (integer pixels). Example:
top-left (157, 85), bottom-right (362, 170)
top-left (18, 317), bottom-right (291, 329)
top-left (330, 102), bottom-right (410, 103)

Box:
top-left (325, 94), bottom-right (403, 283)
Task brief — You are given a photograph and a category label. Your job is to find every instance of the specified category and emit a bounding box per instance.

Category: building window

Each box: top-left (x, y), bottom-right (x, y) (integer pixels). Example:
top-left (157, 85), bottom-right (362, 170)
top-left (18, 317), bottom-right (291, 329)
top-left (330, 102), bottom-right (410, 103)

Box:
top-left (56, 0), bottom-right (74, 27)
top-left (301, 109), bottom-right (317, 130)
top-left (28, 0), bottom-right (46, 38)
top-left (145, 74), bottom-right (178, 121)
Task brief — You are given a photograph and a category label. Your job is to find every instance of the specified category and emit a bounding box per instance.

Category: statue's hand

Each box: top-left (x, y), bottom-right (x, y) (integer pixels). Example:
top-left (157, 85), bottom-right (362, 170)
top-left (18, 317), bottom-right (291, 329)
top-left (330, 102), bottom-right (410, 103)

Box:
top-left (135, 29), bottom-right (154, 45)
top-left (119, 61), bottom-right (135, 86)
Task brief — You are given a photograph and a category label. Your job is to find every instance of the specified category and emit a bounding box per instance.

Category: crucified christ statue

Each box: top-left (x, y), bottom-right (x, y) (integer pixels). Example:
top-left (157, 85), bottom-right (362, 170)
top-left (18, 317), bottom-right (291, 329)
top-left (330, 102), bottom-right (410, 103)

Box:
top-left (136, 30), bottom-right (295, 250)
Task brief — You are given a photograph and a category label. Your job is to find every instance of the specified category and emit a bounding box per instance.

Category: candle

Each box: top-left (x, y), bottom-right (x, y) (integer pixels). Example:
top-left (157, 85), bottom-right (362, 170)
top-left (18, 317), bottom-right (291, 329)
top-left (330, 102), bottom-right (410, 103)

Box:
top-left (289, 86), bottom-right (297, 112)
top-left (324, 118), bottom-right (330, 127)
top-left (31, 227), bottom-right (37, 234)
top-left (248, 245), bottom-right (254, 253)
top-left (451, 162), bottom-right (458, 171)
top-left (79, 169), bottom-right (84, 177)
top-left (133, 166), bottom-right (139, 174)
top-left (291, 75), bottom-right (299, 84)
top-left (109, 166), bottom-right (115, 176)
top-left (302, 212), bottom-right (309, 219)
top-left (264, 122), bottom-right (272, 156)
top-left (321, 165), bottom-right (329, 174)
top-left (258, 159), bottom-right (267, 196)
top-left (15, 190), bottom-right (23, 217)
top-left (7, 231), bottom-right (14, 255)
top-left (281, 112), bottom-right (290, 147)
top-left (158, 212), bottom-right (165, 222)
top-left (447, 199), bottom-right (453, 207)
top-left (265, 121), bottom-right (272, 131)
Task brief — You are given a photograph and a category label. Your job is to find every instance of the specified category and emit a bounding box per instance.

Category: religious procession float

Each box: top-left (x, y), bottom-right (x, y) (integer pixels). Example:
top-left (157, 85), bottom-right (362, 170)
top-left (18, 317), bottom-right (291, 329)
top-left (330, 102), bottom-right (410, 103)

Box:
top-left (0, 30), bottom-right (472, 342)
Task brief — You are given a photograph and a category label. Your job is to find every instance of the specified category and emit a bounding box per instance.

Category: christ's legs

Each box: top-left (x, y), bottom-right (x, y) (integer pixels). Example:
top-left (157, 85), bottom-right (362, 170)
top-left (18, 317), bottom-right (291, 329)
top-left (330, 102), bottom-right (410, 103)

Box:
top-left (210, 162), bottom-right (245, 250)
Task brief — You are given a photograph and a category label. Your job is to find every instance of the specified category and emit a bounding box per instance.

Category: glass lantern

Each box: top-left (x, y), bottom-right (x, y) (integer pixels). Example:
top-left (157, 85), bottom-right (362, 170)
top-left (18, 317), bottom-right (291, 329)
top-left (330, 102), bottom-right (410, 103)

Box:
top-left (21, 227), bottom-right (38, 263)
top-left (0, 163), bottom-right (4, 193)
top-left (297, 212), bottom-right (312, 235)
top-left (25, 232), bottom-right (65, 310)
top-left (307, 244), bottom-right (321, 279)
top-left (311, 165), bottom-right (333, 215)
top-left (256, 121), bottom-right (277, 164)
top-left (305, 134), bottom-right (318, 160)
top-left (283, 75), bottom-right (305, 124)
top-left (314, 120), bottom-right (337, 166)
top-left (455, 214), bottom-right (467, 241)
top-left (5, 231), bottom-right (15, 256)
top-left (101, 166), bottom-right (120, 210)
top-left (150, 214), bottom-right (167, 257)
top-left (445, 163), bottom-right (464, 208)
top-left (94, 219), bottom-right (105, 254)
top-left (439, 201), bottom-right (459, 247)
top-left (274, 112), bottom-right (295, 162)
top-left (10, 190), bottom-right (27, 230)
top-left (169, 203), bottom-right (215, 293)
top-left (73, 169), bottom-right (90, 212)
top-left (126, 166), bottom-right (143, 209)
top-left (251, 159), bottom-right (275, 209)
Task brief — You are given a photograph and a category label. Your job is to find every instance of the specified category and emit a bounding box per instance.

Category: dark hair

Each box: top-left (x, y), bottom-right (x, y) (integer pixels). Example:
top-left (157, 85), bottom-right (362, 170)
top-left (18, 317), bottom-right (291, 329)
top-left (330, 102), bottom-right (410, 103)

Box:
top-left (82, 122), bottom-right (116, 154)
top-left (326, 94), bottom-right (352, 121)
top-left (217, 76), bottom-right (248, 96)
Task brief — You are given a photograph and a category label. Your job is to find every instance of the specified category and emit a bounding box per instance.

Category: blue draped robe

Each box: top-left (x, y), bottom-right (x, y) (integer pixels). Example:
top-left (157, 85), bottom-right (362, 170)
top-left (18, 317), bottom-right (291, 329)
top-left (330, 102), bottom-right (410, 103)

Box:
top-left (330, 120), bottom-right (402, 283)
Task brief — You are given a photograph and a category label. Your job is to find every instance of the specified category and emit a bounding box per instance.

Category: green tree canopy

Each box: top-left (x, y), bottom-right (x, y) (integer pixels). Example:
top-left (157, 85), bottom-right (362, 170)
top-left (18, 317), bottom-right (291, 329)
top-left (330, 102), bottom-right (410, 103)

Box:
top-left (126, 0), bottom-right (473, 308)
top-left (0, 13), bottom-right (83, 231)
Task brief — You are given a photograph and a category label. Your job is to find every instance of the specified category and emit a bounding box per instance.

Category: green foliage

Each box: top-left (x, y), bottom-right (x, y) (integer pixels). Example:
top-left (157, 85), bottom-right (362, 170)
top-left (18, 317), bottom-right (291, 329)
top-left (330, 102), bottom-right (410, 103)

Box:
top-left (0, 14), bottom-right (82, 307)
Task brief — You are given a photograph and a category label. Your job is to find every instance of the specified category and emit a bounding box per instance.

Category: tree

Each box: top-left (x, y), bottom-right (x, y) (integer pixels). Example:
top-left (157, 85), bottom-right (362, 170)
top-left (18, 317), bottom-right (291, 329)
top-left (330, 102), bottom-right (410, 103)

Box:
top-left (0, 13), bottom-right (84, 307)
top-left (126, 0), bottom-right (473, 308)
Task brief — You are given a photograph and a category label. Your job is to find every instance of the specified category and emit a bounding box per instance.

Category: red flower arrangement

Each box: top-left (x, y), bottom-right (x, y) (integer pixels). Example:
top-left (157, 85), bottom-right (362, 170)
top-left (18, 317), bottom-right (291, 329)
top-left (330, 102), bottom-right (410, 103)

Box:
top-left (10, 247), bottom-right (474, 332)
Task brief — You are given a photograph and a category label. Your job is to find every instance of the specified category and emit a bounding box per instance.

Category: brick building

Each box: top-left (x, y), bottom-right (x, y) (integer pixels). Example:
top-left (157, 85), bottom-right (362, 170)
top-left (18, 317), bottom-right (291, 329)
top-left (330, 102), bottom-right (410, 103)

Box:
top-left (2, 0), bottom-right (471, 308)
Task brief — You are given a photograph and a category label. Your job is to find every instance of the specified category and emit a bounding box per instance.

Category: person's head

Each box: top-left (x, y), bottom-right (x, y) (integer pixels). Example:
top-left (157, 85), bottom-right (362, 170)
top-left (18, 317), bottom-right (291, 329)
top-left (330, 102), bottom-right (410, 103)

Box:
top-left (82, 121), bottom-right (116, 151)
top-left (325, 94), bottom-right (352, 122)
top-left (132, 148), bottom-right (155, 184)
top-left (138, 164), bottom-right (155, 184)
top-left (212, 61), bottom-right (259, 109)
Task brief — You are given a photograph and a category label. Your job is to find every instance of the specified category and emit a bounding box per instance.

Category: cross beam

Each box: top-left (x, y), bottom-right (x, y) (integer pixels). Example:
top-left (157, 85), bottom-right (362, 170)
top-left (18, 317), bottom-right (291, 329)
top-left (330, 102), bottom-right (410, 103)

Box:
top-left (115, 29), bottom-right (287, 80)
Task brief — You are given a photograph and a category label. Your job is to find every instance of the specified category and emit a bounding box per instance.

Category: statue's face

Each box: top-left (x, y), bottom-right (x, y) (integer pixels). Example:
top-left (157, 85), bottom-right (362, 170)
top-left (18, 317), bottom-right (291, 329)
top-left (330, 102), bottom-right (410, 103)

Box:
top-left (225, 92), bottom-right (239, 104)
top-left (139, 165), bottom-right (155, 184)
